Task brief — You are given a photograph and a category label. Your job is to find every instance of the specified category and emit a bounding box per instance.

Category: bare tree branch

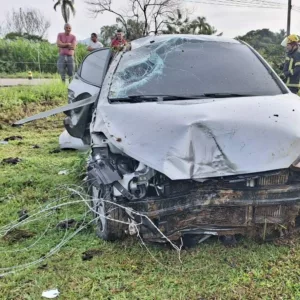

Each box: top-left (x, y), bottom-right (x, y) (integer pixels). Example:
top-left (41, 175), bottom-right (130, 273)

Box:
top-left (85, 0), bottom-right (128, 33)
top-left (86, 0), bottom-right (180, 38)
top-left (4, 8), bottom-right (51, 38)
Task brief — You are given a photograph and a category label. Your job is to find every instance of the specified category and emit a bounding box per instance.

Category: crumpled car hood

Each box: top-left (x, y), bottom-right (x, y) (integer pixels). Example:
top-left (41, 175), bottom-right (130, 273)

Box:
top-left (92, 94), bottom-right (300, 180)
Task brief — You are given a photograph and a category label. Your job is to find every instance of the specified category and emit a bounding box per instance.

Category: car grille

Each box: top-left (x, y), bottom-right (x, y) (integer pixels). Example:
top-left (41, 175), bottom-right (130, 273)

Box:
top-left (258, 170), bottom-right (289, 186)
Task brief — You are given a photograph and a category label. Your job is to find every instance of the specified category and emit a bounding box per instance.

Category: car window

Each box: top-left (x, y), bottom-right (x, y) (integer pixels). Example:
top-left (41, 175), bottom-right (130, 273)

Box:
top-left (109, 38), bottom-right (283, 99)
top-left (80, 49), bottom-right (111, 87)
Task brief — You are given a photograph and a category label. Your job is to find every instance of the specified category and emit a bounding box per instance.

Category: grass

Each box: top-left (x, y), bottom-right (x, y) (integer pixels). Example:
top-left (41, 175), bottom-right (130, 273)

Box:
top-left (0, 84), bottom-right (300, 299)
top-left (0, 72), bottom-right (58, 79)
top-left (0, 39), bottom-right (87, 74)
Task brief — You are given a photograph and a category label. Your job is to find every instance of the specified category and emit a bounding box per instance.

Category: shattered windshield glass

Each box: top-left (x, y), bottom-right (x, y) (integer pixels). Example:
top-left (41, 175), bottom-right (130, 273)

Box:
top-left (109, 37), bottom-right (283, 100)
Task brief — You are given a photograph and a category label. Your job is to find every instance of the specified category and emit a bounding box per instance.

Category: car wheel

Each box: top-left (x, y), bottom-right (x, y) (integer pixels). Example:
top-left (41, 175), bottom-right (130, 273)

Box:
top-left (90, 185), bottom-right (127, 241)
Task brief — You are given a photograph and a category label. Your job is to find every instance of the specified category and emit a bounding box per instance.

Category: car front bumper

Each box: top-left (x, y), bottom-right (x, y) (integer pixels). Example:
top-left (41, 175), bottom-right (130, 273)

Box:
top-left (125, 183), bottom-right (300, 241)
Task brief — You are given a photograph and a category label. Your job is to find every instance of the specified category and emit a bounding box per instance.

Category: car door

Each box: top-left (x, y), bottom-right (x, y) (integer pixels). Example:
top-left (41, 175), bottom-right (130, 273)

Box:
top-left (64, 48), bottom-right (112, 144)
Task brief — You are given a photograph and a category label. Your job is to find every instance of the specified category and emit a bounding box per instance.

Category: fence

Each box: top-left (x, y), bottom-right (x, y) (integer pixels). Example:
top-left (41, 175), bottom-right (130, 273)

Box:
top-left (0, 39), bottom-right (87, 74)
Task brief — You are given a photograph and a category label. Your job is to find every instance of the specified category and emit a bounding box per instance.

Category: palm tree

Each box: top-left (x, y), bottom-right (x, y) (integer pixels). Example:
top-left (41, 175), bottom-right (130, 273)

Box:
top-left (53, 0), bottom-right (75, 23)
top-left (162, 9), bottom-right (190, 34)
top-left (189, 17), bottom-right (216, 35)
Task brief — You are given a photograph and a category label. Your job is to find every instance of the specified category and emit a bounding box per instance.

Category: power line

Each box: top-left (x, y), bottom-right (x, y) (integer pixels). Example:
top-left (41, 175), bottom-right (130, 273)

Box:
top-left (186, 0), bottom-right (300, 11)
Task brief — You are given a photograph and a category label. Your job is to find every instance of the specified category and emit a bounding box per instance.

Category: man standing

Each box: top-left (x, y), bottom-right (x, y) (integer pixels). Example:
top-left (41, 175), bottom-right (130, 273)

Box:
top-left (111, 29), bottom-right (127, 51)
top-left (282, 34), bottom-right (300, 94)
top-left (87, 33), bottom-right (103, 52)
top-left (57, 24), bottom-right (77, 83)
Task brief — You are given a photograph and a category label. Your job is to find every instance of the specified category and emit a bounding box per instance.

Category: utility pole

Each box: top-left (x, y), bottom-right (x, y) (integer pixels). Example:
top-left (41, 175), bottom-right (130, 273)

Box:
top-left (287, 0), bottom-right (292, 36)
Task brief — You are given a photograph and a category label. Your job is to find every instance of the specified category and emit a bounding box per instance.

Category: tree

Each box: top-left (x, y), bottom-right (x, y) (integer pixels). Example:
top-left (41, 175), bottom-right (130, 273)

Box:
top-left (100, 18), bottom-right (144, 45)
top-left (4, 8), bottom-right (51, 39)
top-left (4, 32), bottom-right (47, 41)
top-left (162, 9), bottom-right (190, 34)
top-left (53, 0), bottom-right (76, 23)
top-left (114, 17), bottom-right (145, 40)
top-left (162, 9), bottom-right (217, 35)
top-left (237, 29), bottom-right (286, 74)
top-left (85, 0), bottom-right (180, 37)
top-left (100, 24), bottom-right (119, 46)
top-left (189, 16), bottom-right (216, 35)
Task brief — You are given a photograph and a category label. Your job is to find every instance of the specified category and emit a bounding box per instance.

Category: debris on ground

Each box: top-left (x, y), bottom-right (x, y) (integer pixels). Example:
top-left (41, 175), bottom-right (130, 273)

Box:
top-left (56, 219), bottom-right (92, 232)
top-left (49, 148), bottom-right (61, 154)
top-left (58, 170), bottom-right (69, 175)
top-left (18, 209), bottom-right (29, 222)
top-left (0, 140), bottom-right (8, 145)
top-left (219, 235), bottom-right (238, 247)
top-left (1, 157), bottom-right (22, 165)
top-left (38, 263), bottom-right (48, 270)
top-left (3, 136), bottom-right (23, 142)
top-left (82, 249), bottom-right (103, 261)
top-left (32, 145), bottom-right (40, 149)
top-left (41, 289), bottom-right (60, 299)
top-left (3, 229), bottom-right (35, 244)
top-left (56, 219), bottom-right (77, 230)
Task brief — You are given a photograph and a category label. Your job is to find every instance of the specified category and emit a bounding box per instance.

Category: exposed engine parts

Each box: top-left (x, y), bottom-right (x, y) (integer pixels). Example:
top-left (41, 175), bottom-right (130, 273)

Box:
top-left (87, 134), bottom-right (300, 243)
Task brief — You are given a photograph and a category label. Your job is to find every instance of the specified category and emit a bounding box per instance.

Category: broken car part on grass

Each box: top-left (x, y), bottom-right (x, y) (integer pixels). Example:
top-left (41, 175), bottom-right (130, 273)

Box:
top-left (15, 35), bottom-right (300, 244)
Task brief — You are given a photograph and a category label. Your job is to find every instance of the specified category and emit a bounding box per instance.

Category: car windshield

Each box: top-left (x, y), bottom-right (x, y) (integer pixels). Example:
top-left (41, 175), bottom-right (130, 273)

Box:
top-left (109, 37), bottom-right (283, 100)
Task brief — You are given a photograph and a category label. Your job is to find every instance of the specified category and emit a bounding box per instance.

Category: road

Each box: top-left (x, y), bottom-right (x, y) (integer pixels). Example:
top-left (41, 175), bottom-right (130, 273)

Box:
top-left (0, 78), bottom-right (57, 87)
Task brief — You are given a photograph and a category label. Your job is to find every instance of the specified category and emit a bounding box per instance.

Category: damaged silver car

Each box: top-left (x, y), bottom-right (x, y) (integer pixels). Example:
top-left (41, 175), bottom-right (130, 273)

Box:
top-left (16, 35), bottom-right (300, 243)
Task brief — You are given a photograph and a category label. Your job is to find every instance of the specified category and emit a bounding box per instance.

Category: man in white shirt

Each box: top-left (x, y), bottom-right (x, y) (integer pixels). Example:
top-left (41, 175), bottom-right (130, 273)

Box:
top-left (87, 33), bottom-right (103, 52)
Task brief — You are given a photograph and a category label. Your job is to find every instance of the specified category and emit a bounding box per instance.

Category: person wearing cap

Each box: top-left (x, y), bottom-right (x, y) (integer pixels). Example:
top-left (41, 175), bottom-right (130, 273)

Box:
top-left (282, 34), bottom-right (300, 94)
top-left (111, 29), bottom-right (127, 51)
top-left (87, 33), bottom-right (103, 52)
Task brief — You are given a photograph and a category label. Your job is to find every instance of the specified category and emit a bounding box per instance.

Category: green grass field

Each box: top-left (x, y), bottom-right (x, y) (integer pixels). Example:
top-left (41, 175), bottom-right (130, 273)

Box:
top-left (0, 83), bottom-right (300, 299)
top-left (0, 72), bottom-right (59, 79)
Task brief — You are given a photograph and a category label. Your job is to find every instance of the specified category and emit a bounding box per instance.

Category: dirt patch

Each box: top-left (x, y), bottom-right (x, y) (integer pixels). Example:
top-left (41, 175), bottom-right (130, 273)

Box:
top-left (82, 249), bottom-right (103, 261)
top-left (3, 136), bottom-right (23, 142)
top-left (56, 219), bottom-right (77, 230)
top-left (1, 157), bottom-right (22, 165)
top-left (3, 229), bottom-right (35, 244)
top-left (49, 148), bottom-right (61, 154)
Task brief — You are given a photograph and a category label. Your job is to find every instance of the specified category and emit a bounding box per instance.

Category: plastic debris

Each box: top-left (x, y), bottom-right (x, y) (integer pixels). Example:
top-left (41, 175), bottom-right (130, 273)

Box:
top-left (42, 289), bottom-right (60, 299)
top-left (0, 141), bottom-right (8, 145)
top-left (58, 170), bottom-right (69, 175)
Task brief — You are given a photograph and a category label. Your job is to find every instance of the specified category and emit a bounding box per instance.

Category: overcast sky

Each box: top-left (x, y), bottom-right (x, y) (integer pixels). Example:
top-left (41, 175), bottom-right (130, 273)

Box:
top-left (1, 0), bottom-right (300, 42)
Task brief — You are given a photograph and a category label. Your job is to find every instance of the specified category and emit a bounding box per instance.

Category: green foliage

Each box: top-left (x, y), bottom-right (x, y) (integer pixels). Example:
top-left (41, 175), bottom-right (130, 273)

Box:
top-left (0, 81), bottom-right (67, 124)
top-left (0, 81), bottom-right (67, 112)
top-left (0, 39), bottom-right (87, 74)
top-left (162, 9), bottom-right (217, 35)
top-left (0, 72), bottom-right (58, 79)
top-left (237, 29), bottom-right (286, 74)
top-left (100, 24), bottom-right (119, 46)
top-left (100, 18), bottom-right (145, 44)
top-left (5, 32), bottom-right (47, 42)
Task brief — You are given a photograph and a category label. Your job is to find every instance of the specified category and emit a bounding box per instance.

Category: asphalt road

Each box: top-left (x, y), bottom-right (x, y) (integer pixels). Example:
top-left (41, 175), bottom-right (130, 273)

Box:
top-left (0, 78), bottom-right (57, 87)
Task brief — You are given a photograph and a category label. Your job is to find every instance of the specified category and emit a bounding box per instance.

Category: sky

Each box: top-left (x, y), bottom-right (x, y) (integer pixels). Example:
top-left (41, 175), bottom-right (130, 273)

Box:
top-left (1, 0), bottom-right (300, 42)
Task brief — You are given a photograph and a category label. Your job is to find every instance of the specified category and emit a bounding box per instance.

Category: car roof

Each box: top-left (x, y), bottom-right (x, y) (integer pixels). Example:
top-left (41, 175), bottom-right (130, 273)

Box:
top-left (130, 34), bottom-right (240, 50)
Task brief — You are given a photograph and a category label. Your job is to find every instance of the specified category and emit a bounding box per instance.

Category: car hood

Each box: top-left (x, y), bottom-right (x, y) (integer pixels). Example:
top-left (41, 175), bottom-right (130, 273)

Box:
top-left (92, 94), bottom-right (300, 180)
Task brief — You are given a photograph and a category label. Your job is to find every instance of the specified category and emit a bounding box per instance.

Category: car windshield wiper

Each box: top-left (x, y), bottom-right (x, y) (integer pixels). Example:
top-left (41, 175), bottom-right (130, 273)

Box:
top-left (110, 93), bottom-right (254, 102)
top-left (110, 95), bottom-right (204, 102)
top-left (202, 93), bottom-right (254, 98)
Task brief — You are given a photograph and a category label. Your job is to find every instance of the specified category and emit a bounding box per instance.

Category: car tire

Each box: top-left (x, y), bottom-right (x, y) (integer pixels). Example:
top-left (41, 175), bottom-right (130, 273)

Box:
top-left (90, 184), bottom-right (127, 241)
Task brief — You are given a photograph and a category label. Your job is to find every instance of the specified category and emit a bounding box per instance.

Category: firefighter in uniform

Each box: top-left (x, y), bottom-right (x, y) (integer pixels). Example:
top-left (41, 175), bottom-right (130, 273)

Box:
top-left (282, 34), bottom-right (300, 94)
